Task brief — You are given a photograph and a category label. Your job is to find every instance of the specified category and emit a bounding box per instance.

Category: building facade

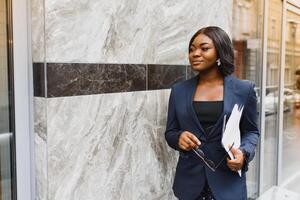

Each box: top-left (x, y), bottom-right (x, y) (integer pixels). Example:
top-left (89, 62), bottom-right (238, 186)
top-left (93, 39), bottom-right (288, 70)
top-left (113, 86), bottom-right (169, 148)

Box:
top-left (0, 0), bottom-right (300, 199)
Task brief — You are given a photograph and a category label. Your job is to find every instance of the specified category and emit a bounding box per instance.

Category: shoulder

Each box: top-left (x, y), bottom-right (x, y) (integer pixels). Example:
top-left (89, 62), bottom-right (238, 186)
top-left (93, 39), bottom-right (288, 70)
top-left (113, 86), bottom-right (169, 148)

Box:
top-left (230, 75), bottom-right (255, 92)
top-left (229, 76), bottom-right (256, 103)
top-left (230, 75), bottom-right (255, 87)
top-left (171, 76), bottom-right (197, 94)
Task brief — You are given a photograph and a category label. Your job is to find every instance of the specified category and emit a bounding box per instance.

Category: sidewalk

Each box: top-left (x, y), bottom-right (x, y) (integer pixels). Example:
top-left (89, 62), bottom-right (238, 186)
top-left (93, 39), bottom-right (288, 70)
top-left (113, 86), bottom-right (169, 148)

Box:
top-left (258, 186), bottom-right (300, 200)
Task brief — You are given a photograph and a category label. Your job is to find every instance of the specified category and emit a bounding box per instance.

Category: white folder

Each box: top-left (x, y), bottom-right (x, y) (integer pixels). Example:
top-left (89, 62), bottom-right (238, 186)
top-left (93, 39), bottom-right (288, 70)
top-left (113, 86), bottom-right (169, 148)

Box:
top-left (221, 104), bottom-right (244, 177)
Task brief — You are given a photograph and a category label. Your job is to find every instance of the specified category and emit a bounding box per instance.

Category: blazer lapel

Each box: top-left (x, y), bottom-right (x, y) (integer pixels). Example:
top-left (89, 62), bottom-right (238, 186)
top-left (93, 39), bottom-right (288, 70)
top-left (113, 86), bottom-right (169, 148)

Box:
top-left (223, 75), bottom-right (235, 115)
top-left (186, 75), bottom-right (206, 141)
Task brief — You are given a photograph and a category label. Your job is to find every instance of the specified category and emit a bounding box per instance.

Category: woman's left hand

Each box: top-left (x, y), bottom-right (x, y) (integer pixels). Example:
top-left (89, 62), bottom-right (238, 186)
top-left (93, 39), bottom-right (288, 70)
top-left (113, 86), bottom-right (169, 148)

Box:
top-left (226, 147), bottom-right (245, 171)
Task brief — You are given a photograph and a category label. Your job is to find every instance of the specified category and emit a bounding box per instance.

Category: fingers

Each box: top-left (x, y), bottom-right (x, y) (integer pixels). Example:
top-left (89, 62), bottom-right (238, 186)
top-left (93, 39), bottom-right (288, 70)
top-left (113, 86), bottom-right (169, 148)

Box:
top-left (227, 158), bottom-right (240, 171)
top-left (227, 148), bottom-right (244, 171)
top-left (178, 131), bottom-right (201, 151)
top-left (179, 140), bottom-right (190, 151)
top-left (227, 158), bottom-right (240, 168)
top-left (188, 133), bottom-right (201, 146)
top-left (229, 146), bottom-right (239, 157)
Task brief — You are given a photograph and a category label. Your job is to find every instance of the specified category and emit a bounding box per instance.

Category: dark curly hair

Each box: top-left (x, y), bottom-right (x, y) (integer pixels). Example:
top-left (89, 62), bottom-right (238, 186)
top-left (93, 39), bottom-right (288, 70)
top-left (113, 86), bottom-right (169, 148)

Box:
top-left (188, 26), bottom-right (234, 76)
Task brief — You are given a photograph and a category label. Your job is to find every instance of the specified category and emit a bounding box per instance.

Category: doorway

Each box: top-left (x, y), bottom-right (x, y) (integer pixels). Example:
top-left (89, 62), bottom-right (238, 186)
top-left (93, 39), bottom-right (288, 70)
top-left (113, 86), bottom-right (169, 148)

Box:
top-left (280, 1), bottom-right (300, 192)
top-left (0, 0), bottom-right (16, 199)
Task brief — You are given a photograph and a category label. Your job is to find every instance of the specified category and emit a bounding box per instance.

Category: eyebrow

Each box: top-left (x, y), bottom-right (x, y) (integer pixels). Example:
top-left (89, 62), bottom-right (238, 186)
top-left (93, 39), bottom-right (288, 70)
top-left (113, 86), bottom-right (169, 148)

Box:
top-left (191, 42), bottom-right (212, 47)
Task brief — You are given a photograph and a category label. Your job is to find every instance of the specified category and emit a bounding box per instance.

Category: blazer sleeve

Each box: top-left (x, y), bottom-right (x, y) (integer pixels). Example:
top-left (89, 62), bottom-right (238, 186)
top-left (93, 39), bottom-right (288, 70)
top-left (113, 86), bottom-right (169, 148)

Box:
top-left (165, 87), bottom-right (184, 151)
top-left (239, 82), bottom-right (260, 171)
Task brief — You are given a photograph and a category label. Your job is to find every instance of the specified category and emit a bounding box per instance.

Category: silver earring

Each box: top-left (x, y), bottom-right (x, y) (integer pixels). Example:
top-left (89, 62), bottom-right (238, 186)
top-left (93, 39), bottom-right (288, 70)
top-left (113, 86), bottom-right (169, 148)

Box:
top-left (216, 59), bottom-right (221, 66)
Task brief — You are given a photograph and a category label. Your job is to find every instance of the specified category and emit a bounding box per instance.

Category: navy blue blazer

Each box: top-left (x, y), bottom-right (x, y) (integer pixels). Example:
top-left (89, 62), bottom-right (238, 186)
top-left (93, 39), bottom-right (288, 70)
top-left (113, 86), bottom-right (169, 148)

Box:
top-left (165, 74), bottom-right (259, 200)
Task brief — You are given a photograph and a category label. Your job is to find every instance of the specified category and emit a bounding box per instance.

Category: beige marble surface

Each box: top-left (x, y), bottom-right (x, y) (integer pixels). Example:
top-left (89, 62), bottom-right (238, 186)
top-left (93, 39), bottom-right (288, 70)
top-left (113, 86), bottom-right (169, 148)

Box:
top-left (34, 97), bottom-right (47, 200)
top-left (31, 0), bottom-right (232, 64)
top-left (31, 0), bottom-right (45, 62)
top-left (35, 90), bottom-right (178, 200)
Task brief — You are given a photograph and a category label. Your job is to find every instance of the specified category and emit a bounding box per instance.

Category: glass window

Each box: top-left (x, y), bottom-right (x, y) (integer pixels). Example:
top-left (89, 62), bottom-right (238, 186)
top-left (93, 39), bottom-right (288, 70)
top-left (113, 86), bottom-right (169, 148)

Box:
top-left (0, 0), bottom-right (14, 199)
top-left (232, 0), bottom-right (263, 198)
top-left (271, 19), bottom-right (276, 40)
top-left (262, 0), bottom-right (283, 193)
top-left (0, 0), bottom-right (9, 133)
top-left (281, 8), bottom-right (300, 194)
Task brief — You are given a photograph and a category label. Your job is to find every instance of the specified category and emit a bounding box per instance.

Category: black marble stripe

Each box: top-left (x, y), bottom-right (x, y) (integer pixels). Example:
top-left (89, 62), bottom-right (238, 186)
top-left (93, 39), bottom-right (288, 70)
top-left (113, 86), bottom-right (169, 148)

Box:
top-left (33, 63), bottom-right (193, 97)
top-left (47, 63), bottom-right (146, 97)
top-left (33, 63), bottom-right (46, 97)
top-left (148, 64), bottom-right (186, 90)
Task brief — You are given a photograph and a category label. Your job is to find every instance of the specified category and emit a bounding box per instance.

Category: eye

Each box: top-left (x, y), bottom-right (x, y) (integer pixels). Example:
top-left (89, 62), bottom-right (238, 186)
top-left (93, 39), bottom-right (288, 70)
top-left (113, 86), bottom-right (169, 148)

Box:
top-left (202, 47), bottom-right (209, 51)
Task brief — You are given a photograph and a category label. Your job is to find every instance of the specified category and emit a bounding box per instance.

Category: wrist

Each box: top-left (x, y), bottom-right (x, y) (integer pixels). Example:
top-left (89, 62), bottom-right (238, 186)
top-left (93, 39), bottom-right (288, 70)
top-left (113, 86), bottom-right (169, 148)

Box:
top-left (240, 149), bottom-right (248, 163)
top-left (239, 148), bottom-right (250, 172)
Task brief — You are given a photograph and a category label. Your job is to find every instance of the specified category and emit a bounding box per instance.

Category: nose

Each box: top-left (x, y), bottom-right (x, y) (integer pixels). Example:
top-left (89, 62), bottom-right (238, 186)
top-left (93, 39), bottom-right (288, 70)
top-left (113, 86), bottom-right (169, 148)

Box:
top-left (192, 48), bottom-right (201, 57)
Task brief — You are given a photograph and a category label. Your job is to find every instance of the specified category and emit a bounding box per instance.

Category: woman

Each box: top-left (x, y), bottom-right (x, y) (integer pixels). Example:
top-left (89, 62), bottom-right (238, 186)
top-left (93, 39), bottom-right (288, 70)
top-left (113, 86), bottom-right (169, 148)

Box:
top-left (165, 26), bottom-right (259, 200)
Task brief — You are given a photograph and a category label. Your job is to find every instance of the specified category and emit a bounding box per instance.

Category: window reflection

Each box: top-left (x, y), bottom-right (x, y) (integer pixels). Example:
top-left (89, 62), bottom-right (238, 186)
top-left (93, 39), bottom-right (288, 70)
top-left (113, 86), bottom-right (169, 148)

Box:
top-left (258, 0), bottom-right (284, 194)
top-left (0, 0), bottom-right (13, 199)
top-left (232, 0), bottom-right (263, 198)
top-left (281, 9), bottom-right (300, 193)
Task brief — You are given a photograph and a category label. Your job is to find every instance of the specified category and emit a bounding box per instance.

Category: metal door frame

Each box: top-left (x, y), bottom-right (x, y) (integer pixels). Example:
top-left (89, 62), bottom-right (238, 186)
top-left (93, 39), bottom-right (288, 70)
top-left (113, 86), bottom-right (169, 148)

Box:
top-left (258, 0), bottom-right (268, 195)
top-left (10, 0), bottom-right (34, 199)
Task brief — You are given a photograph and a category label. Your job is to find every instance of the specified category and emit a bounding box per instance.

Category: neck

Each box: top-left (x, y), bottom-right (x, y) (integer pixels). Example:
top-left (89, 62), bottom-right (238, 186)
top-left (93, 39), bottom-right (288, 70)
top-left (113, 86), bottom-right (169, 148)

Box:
top-left (197, 68), bottom-right (224, 85)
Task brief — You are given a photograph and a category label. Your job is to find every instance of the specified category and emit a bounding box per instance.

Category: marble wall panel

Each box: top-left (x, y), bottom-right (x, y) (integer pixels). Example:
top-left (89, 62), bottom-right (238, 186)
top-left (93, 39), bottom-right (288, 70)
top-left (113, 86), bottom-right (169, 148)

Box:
top-left (46, 90), bottom-right (178, 200)
top-left (31, 0), bottom-right (45, 62)
top-left (32, 1), bottom-right (234, 200)
top-left (44, 0), bottom-right (232, 64)
top-left (34, 97), bottom-right (47, 200)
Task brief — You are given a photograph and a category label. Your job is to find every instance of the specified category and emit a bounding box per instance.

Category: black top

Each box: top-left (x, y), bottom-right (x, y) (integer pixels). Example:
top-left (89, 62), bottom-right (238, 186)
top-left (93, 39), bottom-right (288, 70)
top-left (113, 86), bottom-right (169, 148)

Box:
top-left (193, 101), bottom-right (223, 134)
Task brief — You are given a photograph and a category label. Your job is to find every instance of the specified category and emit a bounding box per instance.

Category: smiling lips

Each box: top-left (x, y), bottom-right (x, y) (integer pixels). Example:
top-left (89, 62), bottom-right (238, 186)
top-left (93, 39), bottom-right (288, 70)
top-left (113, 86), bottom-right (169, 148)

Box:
top-left (192, 60), bottom-right (204, 65)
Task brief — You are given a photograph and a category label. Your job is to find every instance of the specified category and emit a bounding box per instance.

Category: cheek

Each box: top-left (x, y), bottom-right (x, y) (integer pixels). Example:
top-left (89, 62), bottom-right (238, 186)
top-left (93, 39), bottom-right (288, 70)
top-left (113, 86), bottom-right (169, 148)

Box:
top-left (203, 51), bottom-right (217, 62)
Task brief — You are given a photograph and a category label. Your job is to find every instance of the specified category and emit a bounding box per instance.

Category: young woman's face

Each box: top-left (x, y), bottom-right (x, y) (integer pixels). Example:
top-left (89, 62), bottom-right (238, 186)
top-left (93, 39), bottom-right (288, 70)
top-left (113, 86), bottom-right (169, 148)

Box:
top-left (188, 33), bottom-right (218, 72)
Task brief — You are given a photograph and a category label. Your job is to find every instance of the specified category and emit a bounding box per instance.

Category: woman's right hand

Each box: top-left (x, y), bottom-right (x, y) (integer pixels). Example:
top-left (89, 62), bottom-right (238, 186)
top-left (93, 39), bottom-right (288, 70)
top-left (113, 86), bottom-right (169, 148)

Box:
top-left (178, 131), bottom-right (201, 151)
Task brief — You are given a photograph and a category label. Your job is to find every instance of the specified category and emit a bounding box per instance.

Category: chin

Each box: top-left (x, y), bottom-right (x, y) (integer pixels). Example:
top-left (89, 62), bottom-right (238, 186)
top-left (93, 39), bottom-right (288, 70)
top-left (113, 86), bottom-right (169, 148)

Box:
top-left (191, 64), bottom-right (216, 74)
top-left (191, 65), bottom-right (209, 71)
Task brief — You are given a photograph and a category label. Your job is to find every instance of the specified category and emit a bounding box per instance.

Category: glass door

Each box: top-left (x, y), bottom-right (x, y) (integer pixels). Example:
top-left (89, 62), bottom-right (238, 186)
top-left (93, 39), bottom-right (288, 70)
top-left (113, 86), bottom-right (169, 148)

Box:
top-left (0, 0), bottom-right (15, 199)
top-left (281, 3), bottom-right (300, 193)
top-left (262, 0), bottom-right (283, 193)
top-left (231, 0), bottom-right (264, 198)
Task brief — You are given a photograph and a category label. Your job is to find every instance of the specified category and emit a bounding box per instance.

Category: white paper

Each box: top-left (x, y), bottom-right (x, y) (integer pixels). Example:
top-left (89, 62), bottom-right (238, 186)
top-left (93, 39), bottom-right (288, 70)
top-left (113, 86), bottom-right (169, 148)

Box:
top-left (221, 104), bottom-right (244, 177)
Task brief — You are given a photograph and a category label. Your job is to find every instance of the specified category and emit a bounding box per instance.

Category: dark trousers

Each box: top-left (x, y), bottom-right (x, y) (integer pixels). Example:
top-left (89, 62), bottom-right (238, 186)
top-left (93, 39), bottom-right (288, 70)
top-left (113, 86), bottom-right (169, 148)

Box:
top-left (197, 182), bottom-right (215, 200)
top-left (179, 181), bottom-right (215, 200)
